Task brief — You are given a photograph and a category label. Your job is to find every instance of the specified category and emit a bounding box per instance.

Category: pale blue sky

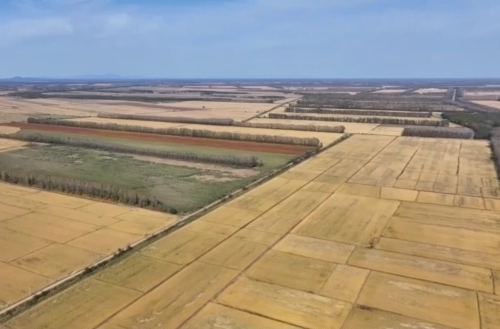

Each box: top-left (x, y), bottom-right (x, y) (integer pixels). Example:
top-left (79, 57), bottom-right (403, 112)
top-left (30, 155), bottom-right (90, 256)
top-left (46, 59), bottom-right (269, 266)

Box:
top-left (0, 0), bottom-right (499, 78)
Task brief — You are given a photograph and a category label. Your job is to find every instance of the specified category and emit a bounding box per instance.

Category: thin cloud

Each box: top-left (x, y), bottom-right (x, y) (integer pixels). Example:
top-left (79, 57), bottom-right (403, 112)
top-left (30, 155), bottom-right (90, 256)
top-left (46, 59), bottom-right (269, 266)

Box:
top-left (0, 17), bottom-right (73, 43)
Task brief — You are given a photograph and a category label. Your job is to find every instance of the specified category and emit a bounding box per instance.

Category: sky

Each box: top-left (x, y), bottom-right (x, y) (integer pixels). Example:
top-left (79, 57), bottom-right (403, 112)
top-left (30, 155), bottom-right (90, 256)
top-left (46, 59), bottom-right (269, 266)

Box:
top-left (0, 0), bottom-right (499, 79)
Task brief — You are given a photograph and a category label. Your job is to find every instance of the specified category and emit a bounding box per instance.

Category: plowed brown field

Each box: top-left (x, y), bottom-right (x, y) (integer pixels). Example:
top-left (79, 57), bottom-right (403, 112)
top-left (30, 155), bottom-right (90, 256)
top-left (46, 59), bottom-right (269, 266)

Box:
top-left (8, 123), bottom-right (310, 155)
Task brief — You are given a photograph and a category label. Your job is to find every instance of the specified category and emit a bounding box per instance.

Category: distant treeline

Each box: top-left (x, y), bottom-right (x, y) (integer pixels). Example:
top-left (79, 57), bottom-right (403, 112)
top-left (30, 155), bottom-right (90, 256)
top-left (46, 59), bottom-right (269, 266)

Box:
top-left (0, 170), bottom-right (170, 212)
top-left (268, 113), bottom-right (449, 127)
top-left (9, 91), bottom-right (275, 103)
top-left (402, 126), bottom-right (474, 139)
top-left (6, 131), bottom-right (262, 168)
top-left (285, 107), bottom-right (432, 118)
top-left (97, 113), bottom-right (235, 126)
top-left (236, 121), bottom-right (345, 133)
top-left (27, 117), bottom-right (321, 147)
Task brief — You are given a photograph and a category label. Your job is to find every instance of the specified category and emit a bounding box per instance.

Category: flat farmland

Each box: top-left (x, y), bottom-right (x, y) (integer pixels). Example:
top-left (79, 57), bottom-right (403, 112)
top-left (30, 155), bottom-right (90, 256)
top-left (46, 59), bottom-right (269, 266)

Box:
top-left (0, 97), bottom-right (295, 123)
top-left (64, 117), bottom-right (343, 146)
top-left (6, 134), bottom-right (500, 329)
top-left (0, 182), bottom-right (177, 312)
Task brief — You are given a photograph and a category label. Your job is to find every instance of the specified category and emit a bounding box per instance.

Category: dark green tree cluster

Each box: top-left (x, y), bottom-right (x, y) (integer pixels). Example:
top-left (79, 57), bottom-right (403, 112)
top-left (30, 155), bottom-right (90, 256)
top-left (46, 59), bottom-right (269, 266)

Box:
top-left (441, 112), bottom-right (500, 139)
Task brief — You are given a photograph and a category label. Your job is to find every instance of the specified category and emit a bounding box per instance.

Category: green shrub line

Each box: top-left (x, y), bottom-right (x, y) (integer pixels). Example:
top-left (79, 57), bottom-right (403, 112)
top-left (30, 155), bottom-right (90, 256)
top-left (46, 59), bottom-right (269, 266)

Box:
top-left (26, 117), bottom-right (321, 147)
top-left (285, 107), bottom-right (432, 118)
top-left (0, 170), bottom-right (171, 212)
top-left (236, 121), bottom-right (345, 133)
top-left (402, 126), bottom-right (474, 139)
top-left (97, 113), bottom-right (235, 126)
top-left (268, 113), bottom-right (449, 127)
top-left (4, 132), bottom-right (262, 168)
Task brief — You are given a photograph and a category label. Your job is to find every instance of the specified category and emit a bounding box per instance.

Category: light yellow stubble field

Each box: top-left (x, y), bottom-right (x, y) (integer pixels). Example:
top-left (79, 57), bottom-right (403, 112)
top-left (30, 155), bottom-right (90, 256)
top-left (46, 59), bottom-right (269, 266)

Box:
top-left (0, 182), bottom-right (177, 311)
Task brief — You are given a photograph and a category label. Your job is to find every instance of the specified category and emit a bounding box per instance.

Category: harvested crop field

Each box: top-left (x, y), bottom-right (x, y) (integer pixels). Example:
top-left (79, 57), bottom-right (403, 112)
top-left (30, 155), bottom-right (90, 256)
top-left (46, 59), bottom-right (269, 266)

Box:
top-left (6, 134), bottom-right (500, 329)
top-left (0, 182), bottom-right (177, 311)
top-left (472, 100), bottom-right (500, 110)
top-left (64, 117), bottom-right (342, 146)
top-left (7, 123), bottom-right (310, 155)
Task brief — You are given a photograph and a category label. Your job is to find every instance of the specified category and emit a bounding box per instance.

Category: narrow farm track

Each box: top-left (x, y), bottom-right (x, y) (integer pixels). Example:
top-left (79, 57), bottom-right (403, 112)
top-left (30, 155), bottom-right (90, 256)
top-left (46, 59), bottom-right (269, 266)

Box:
top-left (7, 123), bottom-right (310, 155)
top-left (3, 134), bottom-right (500, 328)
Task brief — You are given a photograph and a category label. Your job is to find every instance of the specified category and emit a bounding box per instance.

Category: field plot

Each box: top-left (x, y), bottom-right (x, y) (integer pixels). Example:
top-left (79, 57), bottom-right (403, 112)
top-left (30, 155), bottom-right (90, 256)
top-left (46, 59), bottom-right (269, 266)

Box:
top-left (7, 134), bottom-right (500, 329)
top-left (472, 100), bottom-right (500, 110)
top-left (0, 182), bottom-right (177, 311)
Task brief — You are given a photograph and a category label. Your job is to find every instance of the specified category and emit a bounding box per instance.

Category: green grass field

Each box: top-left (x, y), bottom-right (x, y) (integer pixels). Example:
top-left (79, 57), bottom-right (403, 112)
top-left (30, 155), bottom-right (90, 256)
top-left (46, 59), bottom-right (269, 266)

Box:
top-left (0, 143), bottom-right (294, 213)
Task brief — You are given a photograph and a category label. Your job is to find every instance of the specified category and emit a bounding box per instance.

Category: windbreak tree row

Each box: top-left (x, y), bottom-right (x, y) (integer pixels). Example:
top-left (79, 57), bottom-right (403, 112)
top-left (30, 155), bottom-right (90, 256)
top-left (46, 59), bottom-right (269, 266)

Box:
top-left (236, 121), bottom-right (345, 133)
top-left (402, 126), bottom-right (474, 139)
top-left (285, 107), bottom-right (432, 118)
top-left (268, 113), bottom-right (449, 127)
top-left (97, 113), bottom-right (235, 126)
top-left (27, 118), bottom-right (321, 147)
top-left (4, 132), bottom-right (262, 168)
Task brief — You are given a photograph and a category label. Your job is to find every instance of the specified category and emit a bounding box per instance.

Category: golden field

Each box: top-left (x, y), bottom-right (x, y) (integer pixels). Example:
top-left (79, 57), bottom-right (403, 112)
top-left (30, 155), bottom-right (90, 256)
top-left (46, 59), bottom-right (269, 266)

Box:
top-left (5, 134), bottom-right (500, 329)
top-left (0, 182), bottom-right (177, 311)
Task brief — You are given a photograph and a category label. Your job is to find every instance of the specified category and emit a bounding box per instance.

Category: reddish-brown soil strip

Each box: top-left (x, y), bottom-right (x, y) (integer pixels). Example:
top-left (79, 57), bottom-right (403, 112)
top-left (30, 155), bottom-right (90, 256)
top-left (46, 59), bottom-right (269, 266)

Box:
top-left (8, 123), bottom-right (310, 155)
